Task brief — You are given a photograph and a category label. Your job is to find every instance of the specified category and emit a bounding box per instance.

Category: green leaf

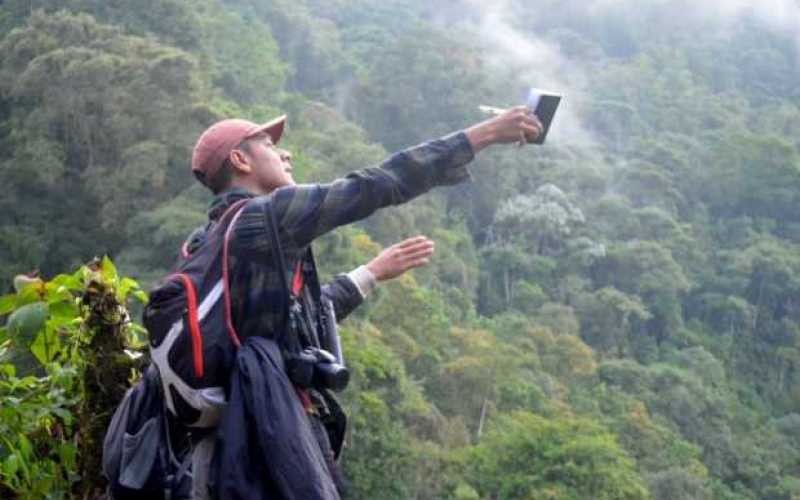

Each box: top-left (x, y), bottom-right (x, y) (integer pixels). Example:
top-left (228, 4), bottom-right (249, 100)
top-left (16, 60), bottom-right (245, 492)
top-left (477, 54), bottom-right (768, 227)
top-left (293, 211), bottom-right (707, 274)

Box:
top-left (0, 363), bottom-right (16, 378)
top-left (0, 294), bottom-right (16, 316)
top-left (30, 326), bottom-right (61, 366)
top-left (6, 302), bottom-right (48, 344)
top-left (49, 273), bottom-right (84, 292)
top-left (48, 301), bottom-right (79, 321)
top-left (58, 442), bottom-right (77, 470)
top-left (101, 256), bottom-right (119, 283)
top-left (15, 285), bottom-right (43, 307)
top-left (15, 376), bottom-right (40, 389)
top-left (53, 408), bottom-right (74, 427)
top-left (118, 277), bottom-right (141, 301)
top-left (133, 290), bottom-right (149, 304)
top-left (44, 286), bottom-right (73, 305)
top-left (3, 453), bottom-right (19, 477)
top-left (0, 338), bottom-right (9, 364)
top-left (127, 323), bottom-right (149, 348)
top-left (17, 434), bottom-right (32, 460)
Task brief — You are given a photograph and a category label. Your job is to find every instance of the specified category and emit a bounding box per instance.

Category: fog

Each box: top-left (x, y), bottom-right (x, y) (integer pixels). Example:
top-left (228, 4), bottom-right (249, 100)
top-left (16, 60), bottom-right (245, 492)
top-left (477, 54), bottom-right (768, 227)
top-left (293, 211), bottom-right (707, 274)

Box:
top-left (588, 0), bottom-right (800, 49)
top-left (446, 0), bottom-right (800, 150)
top-left (460, 0), bottom-right (598, 148)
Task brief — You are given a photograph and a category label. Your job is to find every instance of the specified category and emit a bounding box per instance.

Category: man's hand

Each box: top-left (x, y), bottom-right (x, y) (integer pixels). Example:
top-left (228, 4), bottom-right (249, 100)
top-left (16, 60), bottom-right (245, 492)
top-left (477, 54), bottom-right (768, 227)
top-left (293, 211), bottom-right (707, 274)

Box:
top-left (366, 235), bottom-right (435, 282)
top-left (465, 105), bottom-right (544, 153)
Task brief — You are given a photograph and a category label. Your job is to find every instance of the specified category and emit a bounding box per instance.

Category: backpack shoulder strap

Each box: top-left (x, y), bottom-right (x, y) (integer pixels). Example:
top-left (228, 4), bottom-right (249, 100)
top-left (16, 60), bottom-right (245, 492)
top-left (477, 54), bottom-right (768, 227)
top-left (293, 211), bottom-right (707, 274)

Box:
top-left (220, 197), bottom-right (292, 347)
top-left (261, 198), bottom-right (292, 336)
top-left (220, 199), bottom-right (252, 348)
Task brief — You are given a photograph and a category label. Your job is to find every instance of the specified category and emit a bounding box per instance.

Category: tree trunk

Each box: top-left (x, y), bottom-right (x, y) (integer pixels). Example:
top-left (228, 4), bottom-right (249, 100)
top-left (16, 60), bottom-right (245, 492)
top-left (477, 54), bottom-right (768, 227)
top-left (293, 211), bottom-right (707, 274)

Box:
top-left (753, 276), bottom-right (765, 332)
top-left (76, 280), bottom-right (140, 499)
top-left (476, 398), bottom-right (489, 442)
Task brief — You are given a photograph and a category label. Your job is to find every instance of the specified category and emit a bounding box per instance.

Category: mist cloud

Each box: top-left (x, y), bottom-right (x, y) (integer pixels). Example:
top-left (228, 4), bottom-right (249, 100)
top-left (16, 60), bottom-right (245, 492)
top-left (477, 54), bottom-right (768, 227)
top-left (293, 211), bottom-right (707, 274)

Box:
top-left (461, 0), bottom-right (597, 147)
top-left (455, 0), bottom-right (800, 149)
top-left (589, 0), bottom-right (800, 45)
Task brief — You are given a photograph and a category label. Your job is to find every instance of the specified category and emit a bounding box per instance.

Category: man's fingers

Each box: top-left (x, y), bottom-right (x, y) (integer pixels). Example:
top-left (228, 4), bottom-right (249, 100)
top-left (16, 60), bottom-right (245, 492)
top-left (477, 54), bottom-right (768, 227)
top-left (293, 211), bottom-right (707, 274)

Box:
top-left (397, 238), bottom-right (434, 253)
top-left (521, 122), bottom-right (540, 134)
top-left (510, 105), bottom-right (529, 114)
top-left (399, 241), bottom-right (434, 258)
top-left (396, 235), bottom-right (430, 249)
top-left (401, 247), bottom-right (435, 263)
top-left (406, 257), bottom-right (430, 269)
top-left (522, 113), bottom-right (543, 129)
top-left (521, 123), bottom-right (541, 141)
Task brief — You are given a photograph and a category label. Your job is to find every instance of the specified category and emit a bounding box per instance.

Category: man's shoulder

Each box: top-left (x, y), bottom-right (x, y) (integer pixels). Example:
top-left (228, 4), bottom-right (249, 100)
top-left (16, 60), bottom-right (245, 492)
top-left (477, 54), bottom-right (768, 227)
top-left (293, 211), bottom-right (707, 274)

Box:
top-left (242, 184), bottom-right (329, 216)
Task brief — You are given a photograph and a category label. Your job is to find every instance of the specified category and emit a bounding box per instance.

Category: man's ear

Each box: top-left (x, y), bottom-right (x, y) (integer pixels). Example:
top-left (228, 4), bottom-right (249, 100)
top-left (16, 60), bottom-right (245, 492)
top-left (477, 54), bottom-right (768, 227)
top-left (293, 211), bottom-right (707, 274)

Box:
top-left (229, 149), bottom-right (252, 174)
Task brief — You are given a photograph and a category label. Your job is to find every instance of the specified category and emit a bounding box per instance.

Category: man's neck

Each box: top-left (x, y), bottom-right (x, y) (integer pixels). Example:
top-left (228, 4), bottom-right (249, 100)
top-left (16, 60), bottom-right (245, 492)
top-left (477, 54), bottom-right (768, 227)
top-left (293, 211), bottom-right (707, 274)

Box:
top-left (229, 179), bottom-right (272, 196)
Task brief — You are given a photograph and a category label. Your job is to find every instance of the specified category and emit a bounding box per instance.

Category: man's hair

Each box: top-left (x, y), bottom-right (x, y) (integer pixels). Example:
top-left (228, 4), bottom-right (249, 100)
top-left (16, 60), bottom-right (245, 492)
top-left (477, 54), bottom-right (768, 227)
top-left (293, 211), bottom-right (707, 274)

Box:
top-left (194, 139), bottom-right (254, 194)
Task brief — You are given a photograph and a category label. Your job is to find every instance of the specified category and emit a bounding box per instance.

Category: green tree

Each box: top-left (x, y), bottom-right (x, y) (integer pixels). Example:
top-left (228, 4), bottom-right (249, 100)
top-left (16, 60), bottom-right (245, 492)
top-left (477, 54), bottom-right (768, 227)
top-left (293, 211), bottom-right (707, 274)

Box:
top-left (467, 411), bottom-right (650, 500)
top-left (576, 287), bottom-right (651, 357)
top-left (0, 10), bottom-right (205, 277)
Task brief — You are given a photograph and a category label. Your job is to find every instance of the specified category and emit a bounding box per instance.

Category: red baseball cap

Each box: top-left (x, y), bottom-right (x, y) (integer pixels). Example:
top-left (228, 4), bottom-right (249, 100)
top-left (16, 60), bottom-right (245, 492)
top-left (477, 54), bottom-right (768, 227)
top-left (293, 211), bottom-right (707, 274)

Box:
top-left (191, 115), bottom-right (286, 180)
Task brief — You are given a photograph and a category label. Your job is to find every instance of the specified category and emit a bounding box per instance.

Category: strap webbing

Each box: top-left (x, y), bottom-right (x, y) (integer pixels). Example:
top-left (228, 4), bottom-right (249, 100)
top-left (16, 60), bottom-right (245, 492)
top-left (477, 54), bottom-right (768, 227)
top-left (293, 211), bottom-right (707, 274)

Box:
top-left (222, 201), bottom-right (250, 348)
top-left (292, 261), bottom-right (304, 296)
top-left (173, 273), bottom-right (204, 379)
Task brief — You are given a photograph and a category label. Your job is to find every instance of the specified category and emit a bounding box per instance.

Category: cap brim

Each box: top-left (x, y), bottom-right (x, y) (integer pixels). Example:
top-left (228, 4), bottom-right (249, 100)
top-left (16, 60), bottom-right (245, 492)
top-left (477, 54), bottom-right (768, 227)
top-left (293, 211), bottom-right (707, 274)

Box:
top-left (247, 114), bottom-right (286, 144)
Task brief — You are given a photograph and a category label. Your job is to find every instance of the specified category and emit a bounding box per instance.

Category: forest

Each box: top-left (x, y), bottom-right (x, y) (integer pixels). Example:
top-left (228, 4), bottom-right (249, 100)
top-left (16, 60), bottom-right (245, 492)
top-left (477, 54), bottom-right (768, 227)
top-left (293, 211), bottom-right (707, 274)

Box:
top-left (1, 0), bottom-right (800, 498)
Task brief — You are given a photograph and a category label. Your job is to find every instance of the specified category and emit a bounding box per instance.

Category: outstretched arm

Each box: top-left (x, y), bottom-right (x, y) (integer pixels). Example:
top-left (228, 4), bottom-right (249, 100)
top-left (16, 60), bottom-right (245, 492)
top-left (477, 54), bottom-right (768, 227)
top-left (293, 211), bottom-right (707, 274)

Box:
top-left (237, 108), bottom-right (543, 255)
top-left (322, 236), bottom-right (436, 321)
top-left (232, 108), bottom-right (543, 264)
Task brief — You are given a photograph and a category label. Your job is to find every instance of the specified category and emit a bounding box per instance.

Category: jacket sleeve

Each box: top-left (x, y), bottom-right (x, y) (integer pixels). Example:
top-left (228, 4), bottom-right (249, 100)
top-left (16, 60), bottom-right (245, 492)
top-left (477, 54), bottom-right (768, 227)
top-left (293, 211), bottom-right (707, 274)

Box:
top-left (321, 274), bottom-right (364, 322)
top-left (231, 131), bottom-right (474, 257)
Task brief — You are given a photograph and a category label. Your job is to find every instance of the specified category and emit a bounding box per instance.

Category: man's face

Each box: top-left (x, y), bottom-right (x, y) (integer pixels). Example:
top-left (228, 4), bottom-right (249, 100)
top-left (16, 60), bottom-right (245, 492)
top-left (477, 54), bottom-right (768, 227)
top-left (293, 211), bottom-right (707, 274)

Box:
top-left (238, 132), bottom-right (295, 193)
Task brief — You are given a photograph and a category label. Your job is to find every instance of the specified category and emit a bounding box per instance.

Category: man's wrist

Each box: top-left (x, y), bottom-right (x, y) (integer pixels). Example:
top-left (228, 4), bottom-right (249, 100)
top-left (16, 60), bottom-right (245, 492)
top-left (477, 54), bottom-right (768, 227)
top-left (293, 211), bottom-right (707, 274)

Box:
top-left (465, 121), bottom-right (496, 154)
top-left (347, 265), bottom-right (378, 298)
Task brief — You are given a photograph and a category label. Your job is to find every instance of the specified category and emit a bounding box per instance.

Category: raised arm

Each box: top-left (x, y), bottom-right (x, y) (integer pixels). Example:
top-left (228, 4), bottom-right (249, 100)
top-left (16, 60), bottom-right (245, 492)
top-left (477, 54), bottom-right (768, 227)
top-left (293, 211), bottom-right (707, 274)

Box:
top-left (231, 109), bottom-right (542, 257)
top-left (268, 108), bottom-right (543, 251)
top-left (270, 133), bottom-right (473, 251)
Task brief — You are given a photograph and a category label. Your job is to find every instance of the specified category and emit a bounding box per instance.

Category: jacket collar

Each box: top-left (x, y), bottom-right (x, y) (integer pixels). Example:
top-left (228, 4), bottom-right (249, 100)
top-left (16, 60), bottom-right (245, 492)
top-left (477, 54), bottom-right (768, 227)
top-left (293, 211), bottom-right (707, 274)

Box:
top-left (208, 187), bottom-right (255, 220)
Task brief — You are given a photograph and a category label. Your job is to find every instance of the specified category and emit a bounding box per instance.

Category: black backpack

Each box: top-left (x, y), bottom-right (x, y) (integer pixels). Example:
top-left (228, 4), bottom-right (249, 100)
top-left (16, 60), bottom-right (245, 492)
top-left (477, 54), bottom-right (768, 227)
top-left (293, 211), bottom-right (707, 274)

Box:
top-left (143, 198), bottom-right (250, 428)
top-left (103, 198), bottom-right (253, 497)
top-left (102, 365), bottom-right (192, 499)
top-left (103, 198), bottom-right (260, 498)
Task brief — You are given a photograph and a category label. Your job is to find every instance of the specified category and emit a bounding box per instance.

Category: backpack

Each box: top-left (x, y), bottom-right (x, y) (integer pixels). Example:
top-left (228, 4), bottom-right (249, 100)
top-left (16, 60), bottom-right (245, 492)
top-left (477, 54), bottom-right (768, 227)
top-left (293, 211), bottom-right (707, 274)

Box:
top-left (102, 365), bottom-right (192, 499)
top-left (103, 198), bottom-right (254, 498)
top-left (143, 198), bottom-right (250, 428)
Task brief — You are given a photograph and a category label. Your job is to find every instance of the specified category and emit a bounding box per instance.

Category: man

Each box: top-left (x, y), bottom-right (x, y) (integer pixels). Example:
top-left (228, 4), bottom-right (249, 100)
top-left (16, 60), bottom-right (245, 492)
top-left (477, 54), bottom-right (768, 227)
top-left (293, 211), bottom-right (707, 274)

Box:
top-left (188, 108), bottom-right (543, 498)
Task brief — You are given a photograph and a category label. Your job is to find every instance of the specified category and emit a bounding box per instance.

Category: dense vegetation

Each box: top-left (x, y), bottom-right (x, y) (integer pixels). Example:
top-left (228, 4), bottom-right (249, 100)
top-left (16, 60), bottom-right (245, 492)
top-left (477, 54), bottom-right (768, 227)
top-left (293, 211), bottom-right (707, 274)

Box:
top-left (2, 1), bottom-right (800, 498)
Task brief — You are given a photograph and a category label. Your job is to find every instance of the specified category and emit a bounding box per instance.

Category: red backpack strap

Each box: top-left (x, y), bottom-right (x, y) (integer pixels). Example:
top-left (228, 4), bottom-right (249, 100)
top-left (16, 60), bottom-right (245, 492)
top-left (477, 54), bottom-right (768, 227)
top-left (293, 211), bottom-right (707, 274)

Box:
top-left (171, 273), bottom-right (204, 379)
top-left (217, 198), bottom-right (250, 225)
top-left (291, 261), bottom-right (304, 297)
top-left (221, 199), bottom-right (250, 348)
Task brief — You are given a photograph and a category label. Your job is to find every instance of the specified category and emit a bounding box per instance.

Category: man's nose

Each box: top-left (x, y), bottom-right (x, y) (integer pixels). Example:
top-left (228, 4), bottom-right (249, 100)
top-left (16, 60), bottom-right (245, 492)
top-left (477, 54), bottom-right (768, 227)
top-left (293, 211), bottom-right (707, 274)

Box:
top-left (279, 149), bottom-right (292, 161)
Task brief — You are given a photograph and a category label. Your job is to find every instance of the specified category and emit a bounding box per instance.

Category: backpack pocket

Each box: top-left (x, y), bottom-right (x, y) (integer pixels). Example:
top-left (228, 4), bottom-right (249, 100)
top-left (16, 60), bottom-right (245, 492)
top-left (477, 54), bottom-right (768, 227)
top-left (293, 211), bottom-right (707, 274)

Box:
top-left (119, 417), bottom-right (162, 489)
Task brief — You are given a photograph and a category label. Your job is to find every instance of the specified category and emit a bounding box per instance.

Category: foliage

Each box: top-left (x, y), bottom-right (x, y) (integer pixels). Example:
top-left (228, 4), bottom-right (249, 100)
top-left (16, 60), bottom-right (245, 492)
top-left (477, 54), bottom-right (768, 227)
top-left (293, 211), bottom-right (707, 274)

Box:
top-left (0, 259), bottom-right (145, 497)
top-left (466, 411), bottom-right (650, 499)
